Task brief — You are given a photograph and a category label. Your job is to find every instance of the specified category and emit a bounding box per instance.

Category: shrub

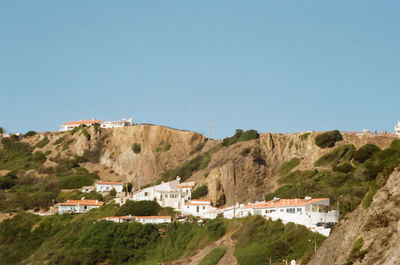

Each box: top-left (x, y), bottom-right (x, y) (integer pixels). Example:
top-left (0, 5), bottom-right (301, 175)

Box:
top-left (299, 133), bottom-right (310, 140)
top-left (190, 142), bottom-right (205, 155)
top-left (62, 139), bottom-right (74, 151)
top-left (315, 130), bottom-right (343, 148)
top-left (32, 151), bottom-right (47, 163)
top-left (314, 144), bottom-right (355, 167)
top-left (240, 148), bottom-right (251, 156)
top-left (44, 150), bottom-right (52, 156)
top-left (132, 143), bottom-right (141, 154)
top-left (54, 137), bottom-right (65, 145)
top-left (354, 144), bottom-right (380, 163)
top-left (191, 185), bottom-right (208, 199)
top-left (81, 129), bottom-right (90, 140)
top-left (0, 172), bottom-right (17, 189)
top-left (24, 131), bottom-right (37, 137)
top-left (276, 158), bottom-right (300, 175)
top-left (237, 129), bottom-right (259, 142)
top-left (199, 247), bottom-right (227, 265)
top-left (109, 188), bottom-right (117, 197)
top-left (116, 200), bottom-right (161, 216)
top-left (36, 136), bottom-right (50, 149)
top-left (251, 148), bottom-right (265, 165)
top-left (70, 127), bottom-right (80, 135)
top-left (123, 182), bottom-right (132, 193)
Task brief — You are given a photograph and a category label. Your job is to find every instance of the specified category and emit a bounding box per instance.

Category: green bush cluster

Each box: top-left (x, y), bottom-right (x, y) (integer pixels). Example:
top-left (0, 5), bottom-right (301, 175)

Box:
top-left (342, 237), bottom-right (368, 265)
top-left (299, 132), bottom-right (310, 140)
top-left (116, 200), bottom-right (162, 216)
top-left (57, 191), bottom-right (103, 202)
top-left (24, 131), bottom-right (37, 137)
top-left (132, 143), bottom-right (141, 154)
top-left (190, 142), bottom-right (205, 155)
top-left (54, 136), bottom-right (65, 145)
top-left (233, 216), bottom-right (325, 265)
top-left (251, 148), bottom-right (265, 165)
top-left (315, 130), bottom-right (343, 148)
top-left (266, 139), bottom-right (400, 216)
top-left (62, 139), bottom-right (74, 151)
top-left (353, 144), bottom-right (380, 163)
top-left (222, 129), bottom-right (259, 147)
top-left (276, 158), bottom-right (300, 175)
top-left (155, 142), bottom-right (172, 152)
top-left (36, 136), bottom-right (50, 148)
top-left (191, 184), bottom-right (208, 199)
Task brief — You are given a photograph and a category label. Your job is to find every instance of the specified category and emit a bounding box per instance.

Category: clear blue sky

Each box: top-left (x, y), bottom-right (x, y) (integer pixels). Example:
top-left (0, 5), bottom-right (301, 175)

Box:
top-left (1, 1), bottom-right (399, 139)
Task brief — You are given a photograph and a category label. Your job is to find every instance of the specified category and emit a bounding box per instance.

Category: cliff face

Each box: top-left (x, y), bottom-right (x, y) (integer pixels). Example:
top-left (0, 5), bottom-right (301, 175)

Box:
top-left (22, 126), bottom-right (396, 208)
top-left (307, 169), bottom-right (400, 265)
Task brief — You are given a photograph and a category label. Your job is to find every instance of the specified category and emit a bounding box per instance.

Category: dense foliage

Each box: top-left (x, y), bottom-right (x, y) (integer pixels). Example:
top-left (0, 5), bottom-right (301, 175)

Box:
top-left (35, 136), bottom-right (50, 148)
top-left (116, 200), bottom-right (162, 216)
top-left (276, 158), bottom-right (300, 175)
top-left (353, 144), bottom-right (380, 163)
top-left (132, 143), bottom-right (141, 154)
top-left (315, 130), bottom-right (343, 148)
top-left (199, 247), bottom-right (227, 265)
top-left (222, 129), bottom-right (259, 147)
top-left (191, 184), bottom-right (209, 199)
top-left (266, 139), bottom-right (400, 216)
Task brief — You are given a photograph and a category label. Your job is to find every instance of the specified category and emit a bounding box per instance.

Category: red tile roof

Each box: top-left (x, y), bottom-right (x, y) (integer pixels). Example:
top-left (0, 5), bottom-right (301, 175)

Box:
top-left (60, 200), bottom-right (103, 206)
top-left (245, 198), bottom-right (328, 209)
top-left (64, 120), bottom-right (102, 125)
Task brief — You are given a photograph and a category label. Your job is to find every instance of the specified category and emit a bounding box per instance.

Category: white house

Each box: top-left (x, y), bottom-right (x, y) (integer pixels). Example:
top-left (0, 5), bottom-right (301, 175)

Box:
top-left (182, 200), bottom-right (217, 218)
top-left (395, 121), bottom-right (400, 135)
top-left (101, 118), bottom-right (133, 128)
top-left (96, 181), bottom-right (124, 193)
top-left (131, 177), bottom-right (195, 211)
top-left (103, 215), bottom-right (171, 224)
top-left (58, 199), bottom-right (103, 214)
top-left (60, 119), bottom-right (102, 132)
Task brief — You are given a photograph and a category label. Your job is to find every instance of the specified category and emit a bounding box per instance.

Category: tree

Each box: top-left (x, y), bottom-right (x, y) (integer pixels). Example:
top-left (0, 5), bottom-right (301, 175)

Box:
top-left (109, 188), bottom-right (117, 197)
top-left (0, 127), bottom-right (4, 138)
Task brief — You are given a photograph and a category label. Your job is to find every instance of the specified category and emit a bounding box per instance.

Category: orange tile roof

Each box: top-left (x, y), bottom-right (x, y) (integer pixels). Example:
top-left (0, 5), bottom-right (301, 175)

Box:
top-left (176, 185), bottom-right (194, 188)
top-left (191, 199), bottom-right (210, 202)
top-left (97, 181), bottom-right (124, 185)
top-left (185, 203), bottom-right (212, 206)
top-left (245, 198), bottom-right (328, 209)
top-left (64, 120), bottom-right (102, 125)
top-left (60, 199), bottom-right (103, 206)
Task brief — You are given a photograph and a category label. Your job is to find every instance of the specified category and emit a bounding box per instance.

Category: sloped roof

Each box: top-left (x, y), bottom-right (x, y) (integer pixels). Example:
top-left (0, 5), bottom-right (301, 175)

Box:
top-left (60, 199), bottom-right (103, 206)
top-left (245, 198), bottom-right (328, 209)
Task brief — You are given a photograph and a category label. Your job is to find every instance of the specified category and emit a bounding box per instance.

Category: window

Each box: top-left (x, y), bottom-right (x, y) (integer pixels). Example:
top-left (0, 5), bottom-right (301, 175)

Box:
top-left (144, 192), bottom-right (148, 196)
top-left (297, 208), bottom-right (302, 212)
top-left (286, 208), bottom-right (295, 214)
top-left (203, 206), bottom-right (205, 210)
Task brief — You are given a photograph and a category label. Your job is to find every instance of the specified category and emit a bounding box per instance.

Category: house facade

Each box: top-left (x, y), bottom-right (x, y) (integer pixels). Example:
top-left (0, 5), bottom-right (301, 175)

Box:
top-left (59, 199), bottom-right (103, 214)
top-left (182, 200), bottom-right (217, 218)
top-left (60, 119), bottom-right (102, 132)
top-left (101, 118), bottom-right (133, 128)
top-left (96, 181), bottom-right (124, 193)
top-left (131, 178), bottom-right (194, 211)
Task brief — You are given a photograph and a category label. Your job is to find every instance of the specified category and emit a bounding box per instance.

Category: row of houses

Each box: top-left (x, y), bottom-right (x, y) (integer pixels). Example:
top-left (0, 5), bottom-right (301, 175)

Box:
top-left (82, 181), bottom-right (125, 193)
top-left (59, 177), bottom-right (338, 235)
top-left (60, 118), bottom-right (133, 131)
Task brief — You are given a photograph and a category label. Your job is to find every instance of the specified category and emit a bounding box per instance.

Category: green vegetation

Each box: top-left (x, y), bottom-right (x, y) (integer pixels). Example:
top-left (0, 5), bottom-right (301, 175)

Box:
top-left (191, 184), bottom-right (208, 199)
top-left (240, 147), bottom-right (251, 156)
top-left (266, 139), bottom-right (400, 217)
top-left (71, 126), bottom-right (81, 135)
top-left (123, 182), bottom-right (133, 193)
top-left (233, 216), bottom-right (325, 265)
top-left (54, 136), bottom-right (65, 145)
top-left (353, 144), bottom-right (380, 163)
top-left (35, 136), bottom-right (50, 148)
top-left (62, 139), bottom-right (74, 151)
top-left (24, 131), bottom-right (37, 137)
top-left (161, 145), bottom-right (221, 182)
top-left (132, 143), bottom-right (141, 154)
top-left (299, 132), bottom-right (310, 140)
top-left (81, 128), bottom-right (90, 140)
top-left (82, 143), bottom-right (104, 163)
top-left (190, 142), bottom-right (205, 155)
top-left (57, 191), bottom-right (103, 202)
top-left (251, 148), bottom-right (265, 165)
top-left (116, 200), bottom-right (162, 216)
top-left (314, 144), bottom-right (355, 167)
top-left (155, 142), bottom-right (172, 152)
top-left (342, 237), bottom-right (367, 265)
top-left (222, 129), bottom-right (259, 147)
top-left (315, 130), bottom-right (343, 148)
top-left (199, 247), bottom-right (227, 265)
top-left (276, 158), bottom-right (300, 175)
top-left (57, 162), bottom-right (99, 189)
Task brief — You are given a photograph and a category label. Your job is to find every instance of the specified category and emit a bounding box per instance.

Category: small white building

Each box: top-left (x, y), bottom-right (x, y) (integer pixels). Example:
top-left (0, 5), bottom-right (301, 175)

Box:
top-left (60, 119), bottom-right (102, 132)
top-left (182, 200), bottom-right (217, 218)
top-left (81, 186), bottom-right (95, 193)
top-left (395, 121), bottom-right (400, 135)
top-left (59, 199), bottom-right (103, 214)
top-left (103, 215), bottom-right (171, 224)
top-left (101, 118), bottom-right (133, 128)
top-left (96, 181), bottom-right (124, 193)
top-left (131, 178), bottom-right (195, 211)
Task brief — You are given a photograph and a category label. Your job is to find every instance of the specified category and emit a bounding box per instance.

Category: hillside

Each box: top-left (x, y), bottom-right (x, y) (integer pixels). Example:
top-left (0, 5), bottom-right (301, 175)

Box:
top-left (1, 124), bottom-right (400, 264)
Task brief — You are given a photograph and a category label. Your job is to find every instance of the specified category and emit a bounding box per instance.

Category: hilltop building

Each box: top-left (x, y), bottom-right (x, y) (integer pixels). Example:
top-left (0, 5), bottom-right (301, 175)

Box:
top-left (102, 215), bottom-right (171, 224)
top-left (395, 121), bottom-right (400, 135)
top-left (60, 118), bottom-right (133, 131)
top-left (58, 199), bottom-right (103, 214)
